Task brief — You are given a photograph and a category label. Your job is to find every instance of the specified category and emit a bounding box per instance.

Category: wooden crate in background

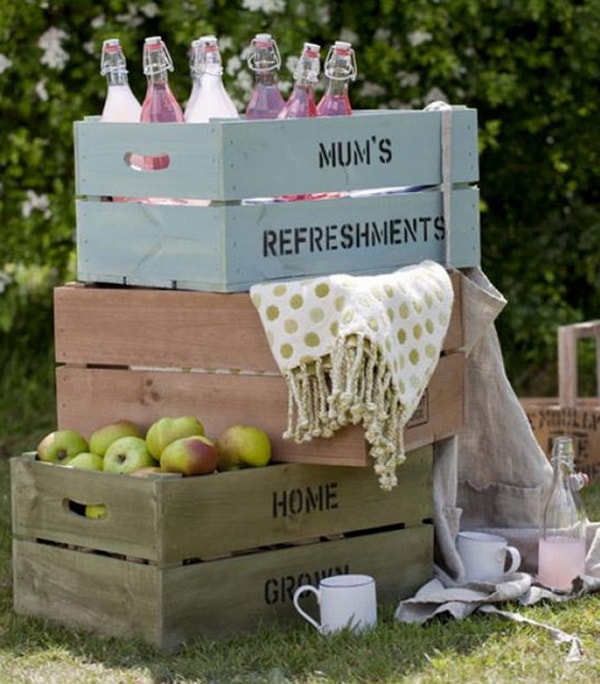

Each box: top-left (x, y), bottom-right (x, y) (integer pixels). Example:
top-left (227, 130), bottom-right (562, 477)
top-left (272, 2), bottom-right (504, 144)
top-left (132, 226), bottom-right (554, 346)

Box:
top-left (521, 320), bottom-right (600, 480)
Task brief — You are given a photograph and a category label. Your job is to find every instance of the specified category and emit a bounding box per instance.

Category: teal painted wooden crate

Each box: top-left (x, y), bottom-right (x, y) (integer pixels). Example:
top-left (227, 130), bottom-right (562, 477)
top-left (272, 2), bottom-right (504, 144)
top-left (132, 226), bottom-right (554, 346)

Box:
top-left (74, 108), bottom-right (480, 292)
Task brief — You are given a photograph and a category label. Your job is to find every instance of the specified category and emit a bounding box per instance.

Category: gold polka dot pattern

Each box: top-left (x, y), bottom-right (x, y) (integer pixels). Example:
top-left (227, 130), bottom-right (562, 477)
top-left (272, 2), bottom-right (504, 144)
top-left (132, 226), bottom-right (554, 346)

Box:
top-left (250, 261), bottom-right (454, 490)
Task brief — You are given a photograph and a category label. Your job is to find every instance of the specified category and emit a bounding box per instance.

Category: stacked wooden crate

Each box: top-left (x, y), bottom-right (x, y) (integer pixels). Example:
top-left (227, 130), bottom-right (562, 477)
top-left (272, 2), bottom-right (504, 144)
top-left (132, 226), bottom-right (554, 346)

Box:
top-left (12, 108), bottom-right (479, 650)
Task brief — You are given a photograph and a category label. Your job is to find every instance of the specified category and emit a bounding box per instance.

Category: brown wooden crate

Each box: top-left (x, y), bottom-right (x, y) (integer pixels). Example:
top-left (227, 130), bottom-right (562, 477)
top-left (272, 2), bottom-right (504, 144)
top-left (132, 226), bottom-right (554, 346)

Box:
top-left (13, 524), bottom-right (432, 651)
top-left (520, 398), bottom-right (600, 481)
top-left (11, 447), bottom-right (432, 564)
top-left (54, 352), bottom-right (462, 467)
top-left (53, 271), bottom-right (463, 370)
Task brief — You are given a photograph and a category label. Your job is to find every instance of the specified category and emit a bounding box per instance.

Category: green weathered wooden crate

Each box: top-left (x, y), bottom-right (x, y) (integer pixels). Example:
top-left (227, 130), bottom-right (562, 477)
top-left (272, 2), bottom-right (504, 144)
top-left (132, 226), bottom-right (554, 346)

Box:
top-left (12, 447), bottom-right (433, 650)
top-left (74, 108), bottom-right (480, 292)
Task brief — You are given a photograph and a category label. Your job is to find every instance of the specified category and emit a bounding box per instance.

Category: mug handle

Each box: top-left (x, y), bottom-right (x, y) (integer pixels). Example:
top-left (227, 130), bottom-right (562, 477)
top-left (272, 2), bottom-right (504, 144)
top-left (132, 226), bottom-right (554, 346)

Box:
top-left (293, 584), bottom-right (322, 632)
top-left (505, 545), bottom-right (521, 574)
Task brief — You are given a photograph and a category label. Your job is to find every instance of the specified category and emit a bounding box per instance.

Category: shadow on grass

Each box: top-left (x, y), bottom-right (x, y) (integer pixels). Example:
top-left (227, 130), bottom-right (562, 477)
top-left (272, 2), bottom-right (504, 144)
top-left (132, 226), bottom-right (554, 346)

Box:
top-left (0, 599), bottom-right (518, 684)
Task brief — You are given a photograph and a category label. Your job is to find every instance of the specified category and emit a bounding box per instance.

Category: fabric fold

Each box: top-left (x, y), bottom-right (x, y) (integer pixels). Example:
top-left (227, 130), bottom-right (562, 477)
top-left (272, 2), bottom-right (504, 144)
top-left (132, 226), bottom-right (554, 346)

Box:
top-left (250, 260), bottom-right (454, 489)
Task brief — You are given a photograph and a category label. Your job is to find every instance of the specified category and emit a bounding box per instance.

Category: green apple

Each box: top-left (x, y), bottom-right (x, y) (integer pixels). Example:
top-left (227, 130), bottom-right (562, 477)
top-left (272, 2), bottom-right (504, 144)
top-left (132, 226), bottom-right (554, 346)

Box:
top-left (103, 436), bottom-right (155, 474)
top-left (89, 419), bottom-right (142, 457)
top-left (215, 424), bottom-right (272, 471)
top-left (85, 504), bottom-right (107, 519)
top-left (160, 435), bottom-right (217, 476)
top-left (66, 452), bottom-right (104, 470)
top-left (145, 416), bottom-right (205, 459)
top-left (36, 428), bottom-right (89, 465)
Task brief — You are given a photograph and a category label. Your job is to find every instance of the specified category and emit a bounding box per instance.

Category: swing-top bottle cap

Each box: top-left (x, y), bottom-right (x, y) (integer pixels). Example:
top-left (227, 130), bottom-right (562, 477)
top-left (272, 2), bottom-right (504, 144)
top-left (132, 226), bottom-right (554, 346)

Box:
top-left (324, 40), bottom-right (357, 81)
top-left (101, 38), bottom-right (128, 76)
top-left (143, 35), bottom-right (175, 75)
top-left (249, 33), bottom-right (281, 71)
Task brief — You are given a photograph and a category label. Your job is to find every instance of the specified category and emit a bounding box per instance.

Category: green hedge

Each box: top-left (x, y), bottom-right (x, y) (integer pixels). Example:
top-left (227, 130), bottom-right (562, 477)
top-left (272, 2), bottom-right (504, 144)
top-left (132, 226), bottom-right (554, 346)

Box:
top-left (1, 0), bottom-right (598, 395)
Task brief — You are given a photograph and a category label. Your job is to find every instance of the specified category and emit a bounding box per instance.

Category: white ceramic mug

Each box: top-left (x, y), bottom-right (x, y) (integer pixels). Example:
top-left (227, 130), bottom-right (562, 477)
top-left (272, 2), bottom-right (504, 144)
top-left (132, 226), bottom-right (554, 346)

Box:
top-left (292, 574), bottom-right (377, 634)
top-left (457, 531), bottom-right (521, 582)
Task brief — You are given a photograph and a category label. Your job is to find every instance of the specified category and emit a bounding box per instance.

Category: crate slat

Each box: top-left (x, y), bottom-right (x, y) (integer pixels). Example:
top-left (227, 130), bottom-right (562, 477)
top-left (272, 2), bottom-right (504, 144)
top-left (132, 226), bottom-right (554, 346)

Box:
top-left (13, 525), bottom-right (432, 651)
top-left (12, 447), bottom-right (432, 563)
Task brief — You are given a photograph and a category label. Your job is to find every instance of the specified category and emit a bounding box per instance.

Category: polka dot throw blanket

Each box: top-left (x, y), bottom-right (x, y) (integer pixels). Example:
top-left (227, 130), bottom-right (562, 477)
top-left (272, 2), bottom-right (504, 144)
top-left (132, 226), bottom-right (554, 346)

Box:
top-left (250, 260), bottom-right (454, 490)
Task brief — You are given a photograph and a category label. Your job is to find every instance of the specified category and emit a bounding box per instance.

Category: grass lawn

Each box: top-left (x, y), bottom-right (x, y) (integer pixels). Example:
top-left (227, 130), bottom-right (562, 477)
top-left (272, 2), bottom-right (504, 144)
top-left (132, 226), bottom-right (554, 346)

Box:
top-left (2, 367), bottom-right (600, 682)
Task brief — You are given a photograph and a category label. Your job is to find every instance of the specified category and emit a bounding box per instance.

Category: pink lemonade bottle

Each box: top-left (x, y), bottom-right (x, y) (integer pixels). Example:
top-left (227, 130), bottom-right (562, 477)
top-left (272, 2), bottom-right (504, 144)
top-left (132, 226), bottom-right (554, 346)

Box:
top-left (139, 36), bottom-right (183, 199)
top-left (140, 36), bottom-right (183, 124)
top-left (316, 40), bottom-right (357, 116)
top-left (245, 33), bottom-right (285, 119)
top-left (278, 42), bottom-right (321, 119)
top-left (538, 435), bottom-right (588, 590)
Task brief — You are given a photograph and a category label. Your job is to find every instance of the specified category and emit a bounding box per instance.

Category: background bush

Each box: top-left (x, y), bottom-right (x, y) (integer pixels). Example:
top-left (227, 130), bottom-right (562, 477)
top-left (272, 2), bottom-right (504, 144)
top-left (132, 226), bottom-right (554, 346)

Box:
top-left (1, 0), bottom-right (598, 403)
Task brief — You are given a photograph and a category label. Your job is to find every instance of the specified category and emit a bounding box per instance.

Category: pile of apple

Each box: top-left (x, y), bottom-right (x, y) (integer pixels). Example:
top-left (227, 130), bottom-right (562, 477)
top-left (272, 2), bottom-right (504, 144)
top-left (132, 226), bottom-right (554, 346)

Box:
top-left (35, 416), bottom-right (272, 477)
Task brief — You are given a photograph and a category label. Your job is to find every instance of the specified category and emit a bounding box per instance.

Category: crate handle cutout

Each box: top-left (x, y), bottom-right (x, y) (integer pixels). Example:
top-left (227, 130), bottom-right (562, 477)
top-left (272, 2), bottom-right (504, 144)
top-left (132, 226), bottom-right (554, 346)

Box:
top-left (124, 151), bottom-right (170, 171)
top-left (64, 498), bottom-right (108, 520)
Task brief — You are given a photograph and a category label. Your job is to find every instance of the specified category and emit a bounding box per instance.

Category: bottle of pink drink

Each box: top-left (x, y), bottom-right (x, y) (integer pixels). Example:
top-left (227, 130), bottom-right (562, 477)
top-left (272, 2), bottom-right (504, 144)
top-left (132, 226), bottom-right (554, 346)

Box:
top-left (245, 33), bottom-right (285, 119)
top-left (538, 436), bottom-right (589, 590)
top-left (140, 36), bottom-right (183, 125)
top-left (139, 36), bottom-right (184, 202)
top-left (316, 40), bottom-right (356, 117)
top-left (278, 42), bottom-right (321, 120)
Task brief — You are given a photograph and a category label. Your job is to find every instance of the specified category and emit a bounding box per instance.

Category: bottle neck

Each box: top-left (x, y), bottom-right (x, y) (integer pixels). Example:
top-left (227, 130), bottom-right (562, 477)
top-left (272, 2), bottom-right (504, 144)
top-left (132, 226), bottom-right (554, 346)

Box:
top-left (106, 70), bottom-right (130, 87)
top-left (323, 77), bottom-right (349, 97)
top-left (255, 70), bottom-right (279, 86)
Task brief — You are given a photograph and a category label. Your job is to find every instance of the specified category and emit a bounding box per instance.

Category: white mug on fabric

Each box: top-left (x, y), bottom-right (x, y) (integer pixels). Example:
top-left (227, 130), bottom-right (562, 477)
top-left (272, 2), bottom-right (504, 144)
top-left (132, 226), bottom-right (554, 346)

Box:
top-left (457, 531), bottom-right (521, 582)
top-left (292, 574), bottom-right (377, 634)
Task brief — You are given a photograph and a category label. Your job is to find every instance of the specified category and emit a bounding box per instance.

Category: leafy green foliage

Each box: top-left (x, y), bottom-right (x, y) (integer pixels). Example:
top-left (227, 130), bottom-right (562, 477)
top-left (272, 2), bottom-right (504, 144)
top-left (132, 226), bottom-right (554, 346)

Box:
top-left (1, 0), bottom-right (599, 396)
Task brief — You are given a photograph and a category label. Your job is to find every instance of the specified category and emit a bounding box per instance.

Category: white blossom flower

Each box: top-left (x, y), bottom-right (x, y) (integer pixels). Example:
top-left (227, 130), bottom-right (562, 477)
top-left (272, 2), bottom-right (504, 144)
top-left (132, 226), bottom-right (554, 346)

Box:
top-left (83, 40), bottom-right (95, 55)
top-left (35, 79), bottom-right (49, 102)
top-left (316, 5), bottom-right (331, 23)
top-left (21, 190), bottom-right (51, 219)
top-left (218, 36), bottom-right (234, 51)
top-left (0, 53), bottom-right (13, 74)
top-left (374, 28), bottom-right (392, 42)
top-left (38, 27), bottom-right (70, 70)
top-left (408, 30), bottom-right (433, 47)
top-left (116, 5), bottom-right (144, 28)
top-left (0, 271), bottom-right (12, 294)
top-left (235, 69), bottom-right (253, 96)
top-left (359, 81), bottom-right (386, 98)
top-left (398, 71), bottom-right (420, 88)
top-left (91, 14), bottom-right (105, 29)
top-left (241, 0), bottom-right (285, 13)
top-left (141, 2), bottom-right (159, 17)
top-left (226, 55), bottom-right (241, 77)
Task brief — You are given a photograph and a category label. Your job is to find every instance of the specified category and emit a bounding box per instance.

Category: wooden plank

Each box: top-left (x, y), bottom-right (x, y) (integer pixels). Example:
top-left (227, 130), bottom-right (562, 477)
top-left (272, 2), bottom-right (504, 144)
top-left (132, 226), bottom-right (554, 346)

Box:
top-left (13, 525), bottom-right (433, 650)
top-left (74, 109), bottom-right (478, 200)
top-left (11, 447), bottom-right (432, 563)
top-left (53, 271), bottom-right (463, 369)
top-left (54, 352), bottom-right (462, 467)
top-left (75, 187), bottom-right (480, 292)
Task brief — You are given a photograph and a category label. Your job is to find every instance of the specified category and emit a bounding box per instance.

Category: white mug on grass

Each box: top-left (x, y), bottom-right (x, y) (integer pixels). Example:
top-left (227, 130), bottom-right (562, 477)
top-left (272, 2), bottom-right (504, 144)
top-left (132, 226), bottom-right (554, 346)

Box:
top-left (292, 574), bottom-right (377, 634)
top-left (457, 531), bottom-right (521, 582)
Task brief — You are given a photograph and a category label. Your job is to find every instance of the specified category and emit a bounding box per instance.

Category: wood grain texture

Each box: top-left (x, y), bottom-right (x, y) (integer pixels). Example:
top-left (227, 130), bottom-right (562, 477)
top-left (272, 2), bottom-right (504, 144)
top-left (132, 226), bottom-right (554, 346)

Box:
top-left (11, 446), bottom-right (432, 563)
top-left (55, 353), bottom-right (462, 467)
top-left (53, 271), bottom-right (463, 369)
top-left (13, 525), bottom-right (432, 650)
